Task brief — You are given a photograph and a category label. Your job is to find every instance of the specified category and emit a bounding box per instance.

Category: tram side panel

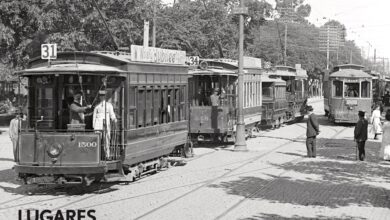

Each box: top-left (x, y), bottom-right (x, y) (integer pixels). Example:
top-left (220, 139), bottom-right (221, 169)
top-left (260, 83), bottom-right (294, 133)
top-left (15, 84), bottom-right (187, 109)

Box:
top-left (329, 98), bottom-right (372, 123)
top-left (123, 70), bottom-right (189, 164)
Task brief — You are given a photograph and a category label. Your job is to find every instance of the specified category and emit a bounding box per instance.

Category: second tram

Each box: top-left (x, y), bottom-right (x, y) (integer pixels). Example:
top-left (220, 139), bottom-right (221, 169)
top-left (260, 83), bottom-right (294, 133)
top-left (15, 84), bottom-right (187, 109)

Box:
top-left (324, 64), bottom-right (373, 123)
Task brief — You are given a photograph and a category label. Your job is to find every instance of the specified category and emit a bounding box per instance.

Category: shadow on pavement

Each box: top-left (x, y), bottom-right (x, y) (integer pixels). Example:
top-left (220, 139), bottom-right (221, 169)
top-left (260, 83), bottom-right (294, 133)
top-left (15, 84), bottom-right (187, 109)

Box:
top-left (240, 213), bottom-right (366, 220)
top-left (209, 136), bottom-right (390, 219)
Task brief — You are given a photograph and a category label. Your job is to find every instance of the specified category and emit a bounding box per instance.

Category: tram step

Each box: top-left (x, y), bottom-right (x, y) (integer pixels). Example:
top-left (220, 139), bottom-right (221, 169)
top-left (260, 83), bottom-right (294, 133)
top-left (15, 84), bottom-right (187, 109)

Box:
top-left (103, 172), bottom-right (128, 182)
top-left (106, 160), bottom-right (122, 171)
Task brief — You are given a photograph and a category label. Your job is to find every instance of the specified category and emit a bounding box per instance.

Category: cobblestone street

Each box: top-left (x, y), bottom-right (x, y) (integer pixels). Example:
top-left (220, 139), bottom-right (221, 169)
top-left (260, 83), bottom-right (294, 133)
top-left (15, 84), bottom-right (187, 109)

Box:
top-left (0, 99), bottom-right (389, 220)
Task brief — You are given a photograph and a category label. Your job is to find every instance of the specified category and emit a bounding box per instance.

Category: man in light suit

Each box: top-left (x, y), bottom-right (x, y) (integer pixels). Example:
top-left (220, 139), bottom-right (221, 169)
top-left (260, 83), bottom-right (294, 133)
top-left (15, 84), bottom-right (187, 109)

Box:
top-left (354, 110), bottom-right (368, 161)
top-left (306, 105), bottom-right (320, 158)
top-left (93, 90), bottom-right (117, 160)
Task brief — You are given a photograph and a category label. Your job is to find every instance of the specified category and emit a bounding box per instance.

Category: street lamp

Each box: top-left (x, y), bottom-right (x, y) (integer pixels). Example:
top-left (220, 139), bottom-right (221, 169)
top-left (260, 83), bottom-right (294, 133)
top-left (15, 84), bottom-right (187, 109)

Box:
top-left (232, 1), bottom-right (248, 151)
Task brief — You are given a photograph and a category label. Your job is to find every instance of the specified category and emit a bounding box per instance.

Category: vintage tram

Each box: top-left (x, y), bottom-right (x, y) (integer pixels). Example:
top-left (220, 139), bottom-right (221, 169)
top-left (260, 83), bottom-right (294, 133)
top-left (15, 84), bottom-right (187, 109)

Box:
top-left (188, 57), bottom-right (262, 143)
top-left (260, 74), bottom-right (288, 127)
top-left (323, 64), bottom-right (373, 123)
top-left (14, 46), bottom-right (191, 185)
top-left (267, 65), bottom-right (308, 123)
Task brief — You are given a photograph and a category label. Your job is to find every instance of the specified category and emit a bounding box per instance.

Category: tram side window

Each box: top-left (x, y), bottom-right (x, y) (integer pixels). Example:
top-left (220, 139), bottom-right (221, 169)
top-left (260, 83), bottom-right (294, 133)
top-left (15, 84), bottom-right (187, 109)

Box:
top-left (333, 80), bottom-right (343, 97)
top-left (145, 89), bottom-right (152, 126)
top-left (137, 89), bottom-right (145, 127)
top-left (128, 87), bottom-right (136, 129)
top-left (361, 81), bottom-right (370, 98)
top-left (153, 88), bottom-right (160, 125)
top-left (345, 82), bottom-right (359, 98)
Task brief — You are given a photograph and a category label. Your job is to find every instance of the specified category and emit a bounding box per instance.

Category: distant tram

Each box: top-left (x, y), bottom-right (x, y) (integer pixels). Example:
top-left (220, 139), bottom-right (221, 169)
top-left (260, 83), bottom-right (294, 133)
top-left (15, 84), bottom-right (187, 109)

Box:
top-left (267, 65), bottom-right (308, 124)
top-left (15, 47), bottom-right (191, 185)
top-left (188, 58), bottom-right (262, 143)
top-left (323, 64), bottom-right (373, 123)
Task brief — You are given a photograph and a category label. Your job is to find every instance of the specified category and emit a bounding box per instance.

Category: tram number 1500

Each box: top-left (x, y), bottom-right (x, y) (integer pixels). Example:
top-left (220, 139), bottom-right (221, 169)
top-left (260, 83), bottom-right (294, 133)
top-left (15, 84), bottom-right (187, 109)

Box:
top-left (78, 142), bottom-right (98, 148)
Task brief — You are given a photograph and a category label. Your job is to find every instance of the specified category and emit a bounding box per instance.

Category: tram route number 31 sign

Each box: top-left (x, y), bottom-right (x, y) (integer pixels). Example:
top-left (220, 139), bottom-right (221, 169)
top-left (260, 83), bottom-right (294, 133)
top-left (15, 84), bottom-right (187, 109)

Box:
top-left (41, 44), bottom-right (57, 60)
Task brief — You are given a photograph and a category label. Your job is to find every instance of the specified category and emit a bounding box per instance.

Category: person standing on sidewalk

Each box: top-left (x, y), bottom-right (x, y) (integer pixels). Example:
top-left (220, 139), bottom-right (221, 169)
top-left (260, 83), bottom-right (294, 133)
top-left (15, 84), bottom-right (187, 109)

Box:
top-left (380, 110), bottom-right (390, 160)
top-left (9, 110), bottom-right (23, 162)
top-left (354, 111), bottom-right (368, 161)
top-left (306, 105), bottom-right (320, 158)
top-left (371, 105), bottom-right (382, 140)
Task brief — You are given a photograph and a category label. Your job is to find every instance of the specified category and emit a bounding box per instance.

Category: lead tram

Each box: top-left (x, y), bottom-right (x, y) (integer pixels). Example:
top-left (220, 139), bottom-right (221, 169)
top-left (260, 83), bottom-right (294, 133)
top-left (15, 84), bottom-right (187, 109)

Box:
top-left (324, 64), bottom-right (373, 123)
top-left (15, 47), bottom-right (191, 185)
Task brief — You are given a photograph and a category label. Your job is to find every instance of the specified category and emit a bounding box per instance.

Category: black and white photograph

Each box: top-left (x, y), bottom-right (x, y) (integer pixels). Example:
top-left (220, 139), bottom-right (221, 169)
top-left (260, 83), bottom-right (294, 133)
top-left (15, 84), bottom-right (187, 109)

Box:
top-left (0, 0), bottom-right (390, 219)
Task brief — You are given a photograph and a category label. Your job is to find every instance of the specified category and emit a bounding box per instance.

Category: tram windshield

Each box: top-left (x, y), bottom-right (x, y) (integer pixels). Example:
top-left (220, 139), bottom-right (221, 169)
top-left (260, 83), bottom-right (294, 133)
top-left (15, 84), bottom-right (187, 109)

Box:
top-left (332, 79), bottom-right (371, 98)
top-left (345, 83), bottom-right (359, 97)
top-left (26, 74), bottom-right (123, 131)
top-left (190, 75), bottom-right (237, 107)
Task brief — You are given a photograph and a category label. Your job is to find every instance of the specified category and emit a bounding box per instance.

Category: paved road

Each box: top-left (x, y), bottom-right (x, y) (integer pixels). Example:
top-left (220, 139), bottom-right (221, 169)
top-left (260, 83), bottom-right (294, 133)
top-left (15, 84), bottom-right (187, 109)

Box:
top-left (0, 98), bottom-right (389, 220)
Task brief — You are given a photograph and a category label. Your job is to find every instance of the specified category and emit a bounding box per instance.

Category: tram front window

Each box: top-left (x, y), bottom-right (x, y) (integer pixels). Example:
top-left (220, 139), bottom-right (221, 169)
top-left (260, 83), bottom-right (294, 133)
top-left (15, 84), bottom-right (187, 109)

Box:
top-left (361, 81), bottom-right (370, 98)
top-left (333, 80), bottom-right (343, 97)
top-left (345, 82), bottom-right (359, 98)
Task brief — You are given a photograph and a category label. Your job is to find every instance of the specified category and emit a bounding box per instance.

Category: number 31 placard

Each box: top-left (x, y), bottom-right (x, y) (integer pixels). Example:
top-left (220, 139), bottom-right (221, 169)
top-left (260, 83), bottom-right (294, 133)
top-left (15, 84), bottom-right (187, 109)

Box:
top-left (41, 44), bottom-right (57, 59)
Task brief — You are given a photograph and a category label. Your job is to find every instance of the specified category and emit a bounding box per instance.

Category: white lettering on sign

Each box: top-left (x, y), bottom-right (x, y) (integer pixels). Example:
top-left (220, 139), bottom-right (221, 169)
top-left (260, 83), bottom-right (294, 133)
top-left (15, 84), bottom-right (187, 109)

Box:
top-left (186, 56), bottom-right (200, 66)
top-left (78, 142), bottom-right (98, 148)
top-left (131, 45), bottom-right (186, 64)
top-left (41, 44), bottom-right (57, 59)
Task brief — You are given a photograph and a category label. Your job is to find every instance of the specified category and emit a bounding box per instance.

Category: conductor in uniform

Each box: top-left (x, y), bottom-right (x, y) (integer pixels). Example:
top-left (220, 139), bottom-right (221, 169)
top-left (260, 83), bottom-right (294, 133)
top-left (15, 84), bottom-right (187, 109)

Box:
top-left (93, 90), bottom-right (117, 160)
top-left (354, 110), bottom-right (369, 161)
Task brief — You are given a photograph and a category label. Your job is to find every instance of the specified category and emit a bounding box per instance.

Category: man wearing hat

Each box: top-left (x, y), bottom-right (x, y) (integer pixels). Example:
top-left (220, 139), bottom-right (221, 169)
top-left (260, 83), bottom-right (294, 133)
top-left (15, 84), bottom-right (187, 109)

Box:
top-left (9, 109), bottom-right (24, 162)
top-left (210, 88), bottom-right (221, 107)
top-left (354, 110), bottom-right (369, 161)
top-left (306, 105), bottom-right (320, 158)
top-left (69, 91), bottom-right (91, 124)
top-left (93, 90), bottom-right (117, 160)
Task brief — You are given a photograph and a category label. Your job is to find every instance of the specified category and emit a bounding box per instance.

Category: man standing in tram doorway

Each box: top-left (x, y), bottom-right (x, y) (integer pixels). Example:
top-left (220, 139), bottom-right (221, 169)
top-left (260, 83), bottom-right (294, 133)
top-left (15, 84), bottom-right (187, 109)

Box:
top-left (306, 106), bottom-right (320, 158)
top-left (210, 88), bottom-right (220, 106)
top-left (93, 90), bottom-right (117, 160)
top-left (69, 91), bottom-right (91, 124)
top-left (354, 110), bottom-right (369, 161)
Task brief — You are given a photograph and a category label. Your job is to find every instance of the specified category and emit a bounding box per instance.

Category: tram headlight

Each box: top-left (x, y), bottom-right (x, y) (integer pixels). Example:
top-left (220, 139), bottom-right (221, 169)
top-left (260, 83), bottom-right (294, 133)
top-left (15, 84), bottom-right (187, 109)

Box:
top-left (47, 143), bottom-right (63, 158)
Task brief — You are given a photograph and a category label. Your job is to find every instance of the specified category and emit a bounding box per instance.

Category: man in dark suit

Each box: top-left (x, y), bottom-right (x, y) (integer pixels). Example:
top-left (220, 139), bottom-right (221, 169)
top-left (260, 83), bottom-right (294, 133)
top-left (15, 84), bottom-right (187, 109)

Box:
top-left (354, 110), bottom-right (368, 161)
top-left (306, 105), bottom-right (320, 157)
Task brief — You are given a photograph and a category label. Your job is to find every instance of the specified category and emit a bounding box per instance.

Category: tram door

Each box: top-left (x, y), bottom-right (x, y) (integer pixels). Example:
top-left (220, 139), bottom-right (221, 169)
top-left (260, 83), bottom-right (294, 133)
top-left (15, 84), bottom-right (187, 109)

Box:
top-left (106, 77), bottom-right (125, 160)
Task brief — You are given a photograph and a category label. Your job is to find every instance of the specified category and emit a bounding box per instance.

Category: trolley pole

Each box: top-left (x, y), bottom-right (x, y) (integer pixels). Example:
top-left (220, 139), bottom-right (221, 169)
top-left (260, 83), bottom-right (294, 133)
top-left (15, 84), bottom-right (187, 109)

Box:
top-left (233, 1), bottom-right (248, 151)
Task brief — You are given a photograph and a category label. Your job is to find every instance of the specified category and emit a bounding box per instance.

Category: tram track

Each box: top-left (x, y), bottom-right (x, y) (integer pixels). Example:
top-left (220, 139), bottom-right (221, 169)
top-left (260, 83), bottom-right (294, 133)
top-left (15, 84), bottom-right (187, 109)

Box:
top-left (131, 123), bottom-right (349, 219)
top-left (214, 125), bottom-right (350, 219)
top-left (0, 122), bottom-right (349, 219)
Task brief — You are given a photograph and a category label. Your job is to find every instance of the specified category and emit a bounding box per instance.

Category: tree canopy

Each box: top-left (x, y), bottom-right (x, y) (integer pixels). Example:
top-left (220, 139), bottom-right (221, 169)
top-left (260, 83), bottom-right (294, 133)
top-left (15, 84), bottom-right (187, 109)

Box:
top-left (0, 0), bottom-right (367, 82)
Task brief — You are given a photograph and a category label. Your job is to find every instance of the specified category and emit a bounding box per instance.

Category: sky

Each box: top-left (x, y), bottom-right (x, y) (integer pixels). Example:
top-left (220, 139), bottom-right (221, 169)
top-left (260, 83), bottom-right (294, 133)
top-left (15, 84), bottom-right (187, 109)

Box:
top-left (162, 0), bottom-right (390, 60)
top-left (304, 0), bottom-right (390, 61)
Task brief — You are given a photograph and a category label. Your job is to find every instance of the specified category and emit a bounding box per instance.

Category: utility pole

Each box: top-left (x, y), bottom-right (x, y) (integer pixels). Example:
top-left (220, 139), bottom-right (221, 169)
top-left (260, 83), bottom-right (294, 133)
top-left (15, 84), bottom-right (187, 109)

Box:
top-left (284, 23), bottom-right (287, 66)
top-left (233, 0), bottom-right (248, 151)
top-left (152, 0), bottom-right (156, 47)
top-left (326, 25), bottom-right (330, 70)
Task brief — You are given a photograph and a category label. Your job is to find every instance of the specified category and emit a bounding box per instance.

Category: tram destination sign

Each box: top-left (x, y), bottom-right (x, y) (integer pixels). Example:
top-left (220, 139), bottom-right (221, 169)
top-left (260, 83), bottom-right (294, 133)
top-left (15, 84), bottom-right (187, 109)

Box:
top-left (131, 45), bottom-right (186, 65)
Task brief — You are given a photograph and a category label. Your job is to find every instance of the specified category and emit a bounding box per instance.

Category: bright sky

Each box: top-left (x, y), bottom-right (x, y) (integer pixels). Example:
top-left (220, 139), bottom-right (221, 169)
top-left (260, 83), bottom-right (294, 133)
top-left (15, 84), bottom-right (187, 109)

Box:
top-left (163, 0), bottom-right (390, 60)
top-left (305, 0), bottom-right (390, 61)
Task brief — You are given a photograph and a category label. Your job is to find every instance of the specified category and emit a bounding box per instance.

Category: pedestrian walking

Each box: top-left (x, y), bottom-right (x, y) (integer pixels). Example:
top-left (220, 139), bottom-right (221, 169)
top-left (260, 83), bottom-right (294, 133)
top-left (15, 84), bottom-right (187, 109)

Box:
top-left (380, 110), bottom-right (390, 160)
top-left (354, 110), bottom-right (369, 161)
top-left (371, 105), bottom-right (382, 140)
top-left (9, 110), bottom-right (23, 162)
top-left (306, 105), bottom-right (320, 158)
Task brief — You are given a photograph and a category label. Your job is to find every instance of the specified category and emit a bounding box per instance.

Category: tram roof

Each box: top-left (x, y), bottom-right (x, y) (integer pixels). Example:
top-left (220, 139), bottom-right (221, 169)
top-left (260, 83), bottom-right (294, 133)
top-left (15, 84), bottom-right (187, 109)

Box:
top-left (17, 63), bottom-right (126, 76)
top-left (332, 64), bottom-right (365, 71)
top-left (189, 68), bottom-right (236, 76)
top-left (329, 69), bottom-right (372, 78)
top-left (261, 75), bottom-right (286, 85)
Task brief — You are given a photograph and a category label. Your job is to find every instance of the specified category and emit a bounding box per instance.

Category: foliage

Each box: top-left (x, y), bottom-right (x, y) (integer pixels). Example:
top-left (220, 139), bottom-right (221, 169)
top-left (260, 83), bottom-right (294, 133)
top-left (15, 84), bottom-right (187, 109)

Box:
top-left (0, 0), bottom-right (368, 85)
